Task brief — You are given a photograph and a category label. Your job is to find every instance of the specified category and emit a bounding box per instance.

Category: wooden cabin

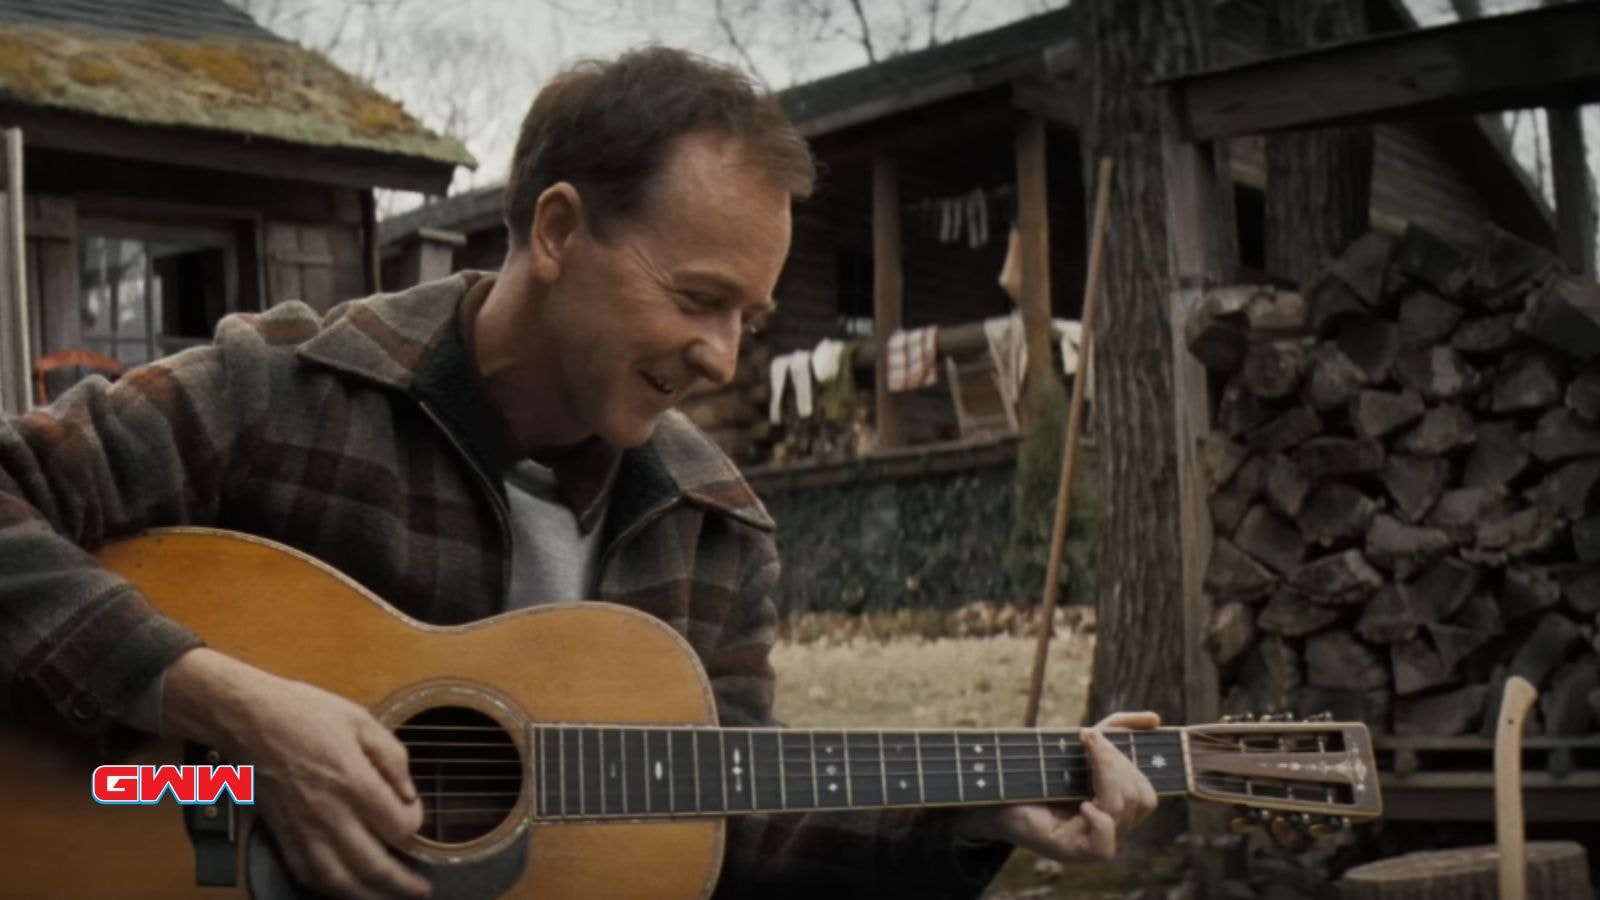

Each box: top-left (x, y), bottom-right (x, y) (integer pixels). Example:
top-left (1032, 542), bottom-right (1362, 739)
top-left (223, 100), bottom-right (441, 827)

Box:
top-left (0, 0), bottom-right (471, 408)
top-left (376, 0), bottom-right (1552, 473)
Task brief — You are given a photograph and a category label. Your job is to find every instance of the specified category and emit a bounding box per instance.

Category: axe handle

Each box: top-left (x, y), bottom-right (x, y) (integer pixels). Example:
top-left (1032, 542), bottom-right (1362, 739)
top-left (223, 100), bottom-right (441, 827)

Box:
top-left (1495, 676), bottom-right (1539, 900)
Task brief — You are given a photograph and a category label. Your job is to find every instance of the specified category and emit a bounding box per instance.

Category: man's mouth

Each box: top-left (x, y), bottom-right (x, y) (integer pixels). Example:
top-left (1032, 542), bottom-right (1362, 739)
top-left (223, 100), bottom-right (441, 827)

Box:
top-left (642, 370), bottom-right (676, 398)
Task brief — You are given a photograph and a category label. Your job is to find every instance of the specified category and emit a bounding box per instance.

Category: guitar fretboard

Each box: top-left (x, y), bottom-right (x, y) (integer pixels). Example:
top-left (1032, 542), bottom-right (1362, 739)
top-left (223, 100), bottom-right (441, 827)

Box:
top-left (529, 726), bottom-right (1189, 821)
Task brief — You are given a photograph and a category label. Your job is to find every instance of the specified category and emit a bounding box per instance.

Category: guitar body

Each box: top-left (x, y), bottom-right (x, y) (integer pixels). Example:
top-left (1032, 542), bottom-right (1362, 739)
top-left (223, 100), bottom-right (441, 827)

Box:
top-left (0, 529), bottom-right (725, 900)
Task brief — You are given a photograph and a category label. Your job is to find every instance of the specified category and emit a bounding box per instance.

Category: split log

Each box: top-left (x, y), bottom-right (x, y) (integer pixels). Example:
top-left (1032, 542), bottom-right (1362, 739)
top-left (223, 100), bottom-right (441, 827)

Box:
top-left (1380, 454), bottom-right (1452, 523)
top-left (1397, 286), bottom-right (1464, 351)
top-left (1205, 601), bottom-right (1257, 667)
top-left (1541, 661), bottom-right (1600, 735)
top-left (1451, 312), bottom-right (1521, 354)
top-left (1528, 407), bottom-right (1600, 462)
top-left (1350, 389), bottom-right (1424, 440)
top-left (1518, 276), bottom-right (1600, 359)
top-left (1302, 344), bottom-right (1369, 411)
top-left (1292, 436), bottom-right (1385, 479)
top-left (1204, 538), bottom-right (1277, 600)
top-left (1234, 506), bottom-right (1306, 576)
top-left (1450, 591), bottom-right (1504, 643)
top-left (1574, 516), bottom-right (1600, 563)
top-left (1503, 567), bottom-right (1563, 622)
top-left (1357, 584), bottom-right (1430, 643)
top-left (1488, 349), bottom-right (1566, 414)
top-left (1216, 380), bottom-right (1275, 438)
top-left (1186, 288), bottom-right (1252, 371)
top-left (1257, 589), bottom-right (1341, 637)
top-left (1394, 683), bottom-right (1490, 736)
top-left (1210, 456), bottom-right (1266, 537)
top-left (1328, 231), bottom-right (1396, 307)
top-left (1510, 613), bottom-right (1584, 687)
top-left (1427, 485), bottom-right (1509, 544)
top-left (1559, 567), bottom-right (1600, 616)
top-left (1335, 316), bottom-right (1400, 383)
top-left (1245, 405), bottom-right (1324, 453)
top-left (1412, 557), bottom-right (1482, 621)
top-left (1391, 634), bottom-right (1460, 696)
top-left (1290, 549), bottom-right (1383, 603)
top-left (1365, 516), bottom-right (1452, 579)
top-left (1241, 339), bottom-right (1308, 399)
top-left (1308, 270), bottom-right (1371, 335)
top-left (1395, 405), bottom-right (1475, 456)
top-left (1567, 365), bottom-right (1600, 423)
top-left (1525, 459), bottom-right (1600, 519)
top-left (1472, 223), bottom-right (1560, 303)
top-left (1263, 454), bottom-right (1313, 519)
top-left (1306, 631), bottom-right (1389, 692)
top-left (1245, 288), bottom-right (1310, 335)
top-left (1471, 506), bottom-right (1561, 562)
top-left (1394, 347), bottom-right (1477, 402)
top-left (1200, 431), bottom-right (1248, 489)
top-left (1462, 420), bottom-right (1530, 487)
top-left (1396, 226), bottom-right (1474, 297)
top-left (1300, 483), bottom-right (1378, 547)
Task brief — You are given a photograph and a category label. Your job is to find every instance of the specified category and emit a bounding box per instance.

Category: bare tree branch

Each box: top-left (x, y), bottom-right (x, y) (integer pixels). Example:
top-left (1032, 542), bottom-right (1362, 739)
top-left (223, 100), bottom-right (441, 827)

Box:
top-left (714, 0), bottom-right (772, 86)
top-left (843, 0), bottom-right (878, 62)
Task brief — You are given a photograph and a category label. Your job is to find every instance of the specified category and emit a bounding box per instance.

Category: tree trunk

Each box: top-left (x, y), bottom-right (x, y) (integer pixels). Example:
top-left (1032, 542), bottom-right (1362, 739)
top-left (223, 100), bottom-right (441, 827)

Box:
top-left (1079, 0), bottom-right (1214, 743)
top-left (1264, 0), bottom-right (1374, 284)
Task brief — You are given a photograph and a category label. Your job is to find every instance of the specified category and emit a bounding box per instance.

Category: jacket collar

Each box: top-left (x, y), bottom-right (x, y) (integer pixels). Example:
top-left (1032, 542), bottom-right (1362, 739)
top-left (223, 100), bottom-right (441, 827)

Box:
top-left (294, 273), bottom-right (775, 534)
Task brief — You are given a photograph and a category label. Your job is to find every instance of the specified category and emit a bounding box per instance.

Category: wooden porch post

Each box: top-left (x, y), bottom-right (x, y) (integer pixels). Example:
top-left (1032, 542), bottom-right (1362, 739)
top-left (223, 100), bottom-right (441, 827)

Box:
top-left (872, 148), bottom-right (906, 450)
top-left (1548, 106), bottom-right (1595, 279)
top-left (0, 128), bottom-right (31, 416)
top-left (1015, 115), bottom-right (1055, 401)
top-left (1161, 98), bottom-right (1228, 866)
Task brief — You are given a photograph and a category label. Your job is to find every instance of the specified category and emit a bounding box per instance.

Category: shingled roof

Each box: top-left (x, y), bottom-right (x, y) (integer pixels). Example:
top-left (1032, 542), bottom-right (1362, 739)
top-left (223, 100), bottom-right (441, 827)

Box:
top-left (0, 0), bottom-right (474, 170)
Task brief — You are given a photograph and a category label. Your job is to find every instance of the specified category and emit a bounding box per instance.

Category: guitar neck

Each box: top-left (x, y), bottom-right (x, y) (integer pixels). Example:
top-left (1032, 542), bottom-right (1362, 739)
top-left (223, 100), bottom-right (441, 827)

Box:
top-left (523, 726), bottom-right (1190, 821)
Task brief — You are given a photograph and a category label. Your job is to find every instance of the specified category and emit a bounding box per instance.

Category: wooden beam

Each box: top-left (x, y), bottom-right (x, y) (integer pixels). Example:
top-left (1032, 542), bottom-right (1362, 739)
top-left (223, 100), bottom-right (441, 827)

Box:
top-left (1166, 2), bottom-right (1600, 140)
top-left (1, 105), bottom-right (458, 194)
top-left (1015, 115), bottom-right (1055, 398)
top-left (1, 129), bottom-right (30, 415)
top-left (1548, 104), bottom-right (1596, 278)
top-left (872, 149), bottom-right (906, 450)
top-left (361, 191), bottom-right (380, 294)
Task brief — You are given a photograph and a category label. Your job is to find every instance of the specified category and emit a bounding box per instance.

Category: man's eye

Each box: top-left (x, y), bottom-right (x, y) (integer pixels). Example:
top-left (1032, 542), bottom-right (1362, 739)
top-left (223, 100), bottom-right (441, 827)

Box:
top-left (743, 313), bottom-right (771, 335)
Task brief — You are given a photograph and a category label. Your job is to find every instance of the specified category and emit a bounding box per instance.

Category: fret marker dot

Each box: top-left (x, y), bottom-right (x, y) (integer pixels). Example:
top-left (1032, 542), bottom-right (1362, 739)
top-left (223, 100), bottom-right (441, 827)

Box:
top-left (898, 779), bottom-right (909, 789)
top-left (973, 745), bottom-right (984, 754)
top-left (654, 761), bottom-right (663, 781)
top-left (1152, 755), bottom-right (1167, 770)
top-left (973, 762), bottom-right (986, 773)
top-left (977, 778), bottom-right (987, 789)
top-left (1059, 739), bottom-right (1068, 752)
top-left (609, 764), bottom-right (618, 779)
top-left (826, 764), bottom-right (837, 776)
top-left (828, 783), bottom-right (838, 793)
top-left (825, 746), bottom-right (835, 755)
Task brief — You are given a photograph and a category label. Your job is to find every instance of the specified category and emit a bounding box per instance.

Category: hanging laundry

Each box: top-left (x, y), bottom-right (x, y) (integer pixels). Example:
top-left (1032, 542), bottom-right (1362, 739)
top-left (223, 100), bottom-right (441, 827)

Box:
top-left (983, 312), bottom-right (1026, 413)
top-left (1054, 319), bottom-right (1083, 376)
top-left (811, 338), bottom-right (847, 384)
top-left (767, 350), bottom-right (815, 422)
top-left (886, 326), bottom-right (940, 392)
top-left (768, 354), bottom-right (790, 424)
top-left (816, 342), bottom-right (858, 422)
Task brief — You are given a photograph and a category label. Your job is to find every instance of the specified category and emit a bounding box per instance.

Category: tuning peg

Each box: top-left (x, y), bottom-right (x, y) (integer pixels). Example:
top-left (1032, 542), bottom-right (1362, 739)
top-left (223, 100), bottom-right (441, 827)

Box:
top-left (1307, 711), bottom-right (1334, 722)
top-left (1308, 815), bottom-right (1351, 838)
top-left (1268, 816), bottom-right (1298, 845)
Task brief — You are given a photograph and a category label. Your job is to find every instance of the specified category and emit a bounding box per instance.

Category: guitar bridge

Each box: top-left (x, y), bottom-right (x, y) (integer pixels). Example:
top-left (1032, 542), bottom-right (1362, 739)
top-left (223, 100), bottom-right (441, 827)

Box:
top-left (183, 741), bottom-right (238, 887)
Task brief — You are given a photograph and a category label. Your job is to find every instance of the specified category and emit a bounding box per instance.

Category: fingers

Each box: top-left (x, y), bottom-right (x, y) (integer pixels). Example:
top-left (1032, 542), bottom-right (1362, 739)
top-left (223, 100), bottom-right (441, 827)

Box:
top-left (360, 724), bottom-right (426, 841)
top-left (363, 723), bottom-right (420, 805)
top-left (1094, 710), bottom-right (1161, 730)
top-left (1078, 800), bottom-right (1118, 861)
top-left (1083, 728), bottom-right (1158, 835)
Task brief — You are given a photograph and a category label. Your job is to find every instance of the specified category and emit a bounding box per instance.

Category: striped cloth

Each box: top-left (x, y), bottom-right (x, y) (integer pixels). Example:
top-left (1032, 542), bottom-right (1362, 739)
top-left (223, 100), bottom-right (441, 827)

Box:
top-left (885, 326), bottom-right (940, 392)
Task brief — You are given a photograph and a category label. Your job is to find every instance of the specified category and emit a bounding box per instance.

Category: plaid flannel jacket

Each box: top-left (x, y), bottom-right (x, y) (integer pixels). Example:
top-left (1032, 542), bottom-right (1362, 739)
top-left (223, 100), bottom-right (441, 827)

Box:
top-left (0, 272), bottom-right (1008, 899)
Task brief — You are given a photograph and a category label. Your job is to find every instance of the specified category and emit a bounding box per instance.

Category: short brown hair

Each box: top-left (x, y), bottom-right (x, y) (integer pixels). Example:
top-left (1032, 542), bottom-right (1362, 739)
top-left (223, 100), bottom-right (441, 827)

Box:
top-left (503, 47), bottom-right (815, 245)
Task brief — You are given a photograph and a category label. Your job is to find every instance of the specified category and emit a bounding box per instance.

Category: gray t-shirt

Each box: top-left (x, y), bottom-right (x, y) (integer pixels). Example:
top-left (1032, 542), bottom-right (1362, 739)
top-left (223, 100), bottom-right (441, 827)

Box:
top-left (502, 458), bottom-right (608, 608)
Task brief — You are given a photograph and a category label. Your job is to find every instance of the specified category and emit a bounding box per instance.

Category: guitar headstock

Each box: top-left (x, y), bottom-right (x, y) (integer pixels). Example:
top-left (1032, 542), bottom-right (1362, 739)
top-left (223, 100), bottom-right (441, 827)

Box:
top-left (1182, 712), bottom-right (1381, 841)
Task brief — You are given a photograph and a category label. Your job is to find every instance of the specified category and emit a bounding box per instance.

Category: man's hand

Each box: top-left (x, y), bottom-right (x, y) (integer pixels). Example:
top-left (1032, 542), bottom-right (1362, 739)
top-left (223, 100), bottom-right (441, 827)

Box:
top-left (952, 711), bottom-right (1160, 862)
top-left (164, 648), bottom-right (431, 900)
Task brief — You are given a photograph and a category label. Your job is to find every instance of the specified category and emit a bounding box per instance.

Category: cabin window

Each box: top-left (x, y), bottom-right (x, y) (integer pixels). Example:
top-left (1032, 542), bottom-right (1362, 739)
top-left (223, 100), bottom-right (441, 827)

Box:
top-left (1234, 184), bottom-right (1266, 274)
top-left (79, 225), bottom-right (236, 368)
top-left (836, 247), bottom-right (874, 338)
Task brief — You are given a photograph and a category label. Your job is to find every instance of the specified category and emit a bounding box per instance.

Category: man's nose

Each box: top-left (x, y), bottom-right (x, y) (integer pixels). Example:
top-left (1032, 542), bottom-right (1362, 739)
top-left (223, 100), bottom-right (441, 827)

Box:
top-left (686, 316), bottom-right (741, 388)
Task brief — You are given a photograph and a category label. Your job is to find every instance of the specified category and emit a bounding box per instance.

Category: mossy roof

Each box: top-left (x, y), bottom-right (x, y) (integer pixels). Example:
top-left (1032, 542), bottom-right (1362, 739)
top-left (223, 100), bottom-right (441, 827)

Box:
top-left (0, 20), bottom-right (474, 168)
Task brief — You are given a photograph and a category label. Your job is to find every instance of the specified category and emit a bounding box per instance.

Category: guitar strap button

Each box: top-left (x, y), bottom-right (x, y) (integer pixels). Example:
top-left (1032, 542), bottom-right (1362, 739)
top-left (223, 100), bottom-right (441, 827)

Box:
top-left (69, 692), bottom-right (102, 721)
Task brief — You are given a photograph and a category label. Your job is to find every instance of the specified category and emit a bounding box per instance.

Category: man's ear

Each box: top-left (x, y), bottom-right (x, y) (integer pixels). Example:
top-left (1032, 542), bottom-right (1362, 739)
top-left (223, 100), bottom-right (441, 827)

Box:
top-left (529, 182), bottom-right (585, 284)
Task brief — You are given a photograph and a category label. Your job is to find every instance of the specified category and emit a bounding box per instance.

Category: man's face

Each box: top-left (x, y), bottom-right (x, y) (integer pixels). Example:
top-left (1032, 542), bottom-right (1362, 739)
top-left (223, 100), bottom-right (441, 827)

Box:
top-left (534, 130), bottom-right (792, 448)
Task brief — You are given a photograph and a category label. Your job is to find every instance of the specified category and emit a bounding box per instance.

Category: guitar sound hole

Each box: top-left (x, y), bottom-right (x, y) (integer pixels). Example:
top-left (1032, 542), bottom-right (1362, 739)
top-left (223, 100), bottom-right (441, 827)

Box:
top-left (397, 706), bottom-right (522, 845)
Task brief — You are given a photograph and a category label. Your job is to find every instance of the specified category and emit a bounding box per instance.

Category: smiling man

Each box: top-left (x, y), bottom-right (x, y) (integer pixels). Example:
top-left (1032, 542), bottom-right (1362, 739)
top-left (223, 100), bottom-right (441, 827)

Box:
top-left (0, 48), bottom-right (1156, 899)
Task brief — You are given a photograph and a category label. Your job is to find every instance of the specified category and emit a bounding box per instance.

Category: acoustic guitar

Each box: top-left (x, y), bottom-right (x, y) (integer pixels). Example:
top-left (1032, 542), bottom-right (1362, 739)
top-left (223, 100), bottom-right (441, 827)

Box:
top-left (0, 529), bottom-right (1382, 898)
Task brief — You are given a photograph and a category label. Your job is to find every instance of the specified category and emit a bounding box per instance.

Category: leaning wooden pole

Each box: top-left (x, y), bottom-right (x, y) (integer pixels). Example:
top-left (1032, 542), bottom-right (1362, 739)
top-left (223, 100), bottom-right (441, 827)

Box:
top-left (1025, 157), bottom-right (1114, 727)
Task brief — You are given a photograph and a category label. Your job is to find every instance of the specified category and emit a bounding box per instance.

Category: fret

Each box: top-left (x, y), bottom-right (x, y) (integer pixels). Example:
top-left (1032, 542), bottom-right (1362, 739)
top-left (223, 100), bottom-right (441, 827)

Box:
top-left (914, 732), bottom-right (927, 805)
top-left (561, 726), bottom-right (582, 818)
top-left (994, 730), bottom-right (1006, 801)
top-left (808, 731), bottom-right (820, 806)
top-left (751, 731), bottom-right (784, 811)
top-left (623, 728), bottom-right (647, 816)
top-left (919, 732), bottom-right (959, 805)
top-left (645, 729), bottom-right (671, 814)
top-left (1000, 731), bottom-right (1045, 801)
top-left (1128, 731), bottom-right (1139, 769)
top-left (954, 738), bottom-right (965, 802)
top-left (695, 730), bottom-right (721, 814)
top-left (877, 733), bottom-right (888, 803)
top-left (957, 734), bottom-right (1003, 804)
top-left (777, 731), bottom-right (788, 810)
top-left (745, 730), bottom-right (758, 812)
top-left (1034, 731), bottom-right (1048, 803)
top-left (598, 727), bottom-right (608, 815)
top-left (780, 731), bottom-right (817, 809)
top-left (882, 732), bottom-right (921, 806)
top-left (717, 730), bottom-right (729, 812)
top-left (845, 732), bottom-right (884, 809)
top-left (538, 727), bottom-right (553, 819)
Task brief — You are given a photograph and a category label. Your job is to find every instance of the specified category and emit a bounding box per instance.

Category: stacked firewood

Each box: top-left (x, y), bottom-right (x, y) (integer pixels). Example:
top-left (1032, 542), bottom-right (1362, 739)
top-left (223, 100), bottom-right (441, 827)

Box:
top-left (1191, 225), bottom-right (1600, 738)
